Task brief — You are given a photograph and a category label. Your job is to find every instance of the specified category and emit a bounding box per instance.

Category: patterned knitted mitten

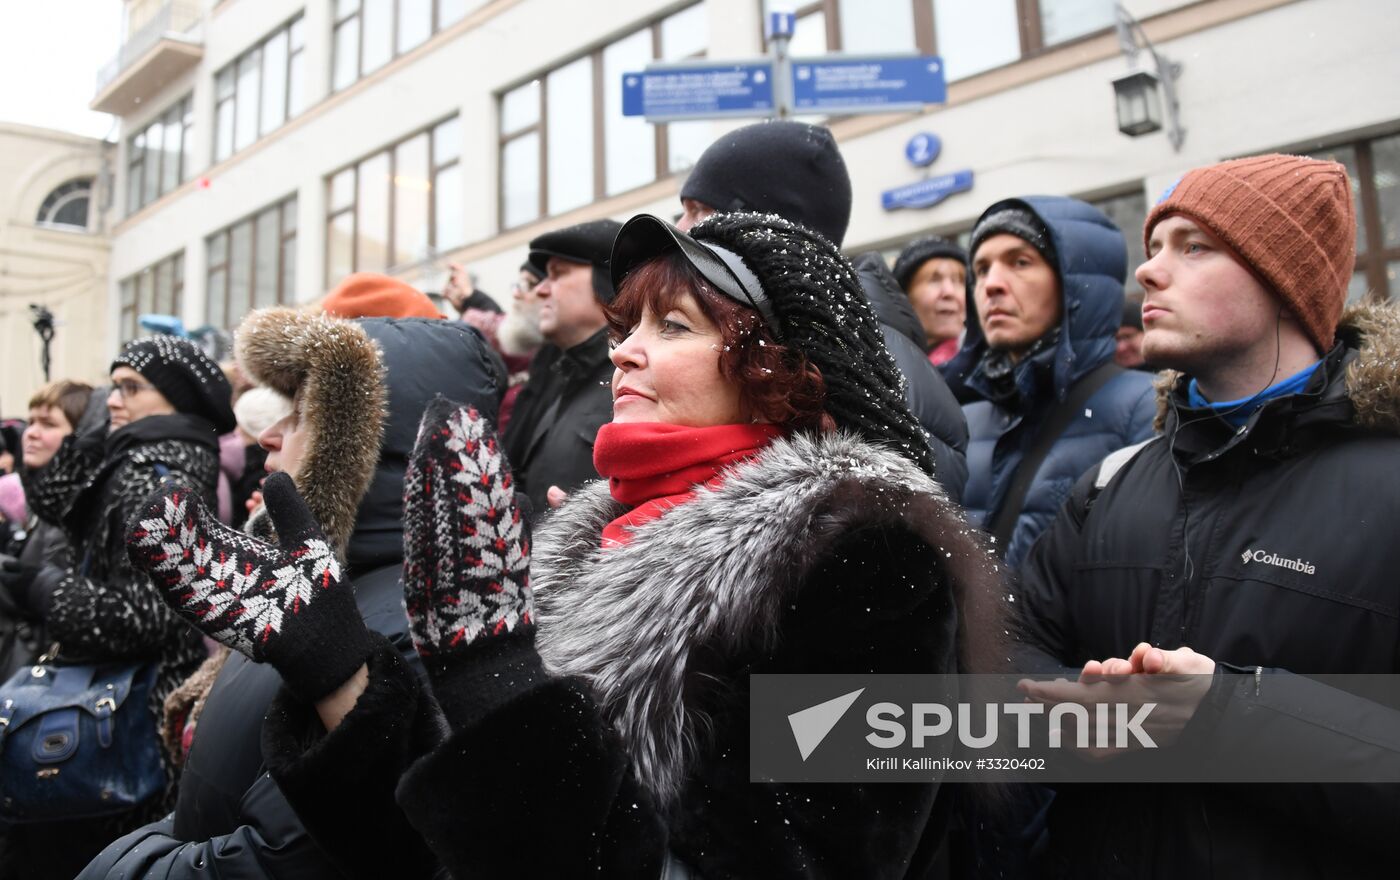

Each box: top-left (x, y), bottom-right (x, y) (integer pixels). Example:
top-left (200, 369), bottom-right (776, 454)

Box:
top-left (127, 471), bottom-right (376, 701)
top-left (403, 397), bottom-right (533, 658)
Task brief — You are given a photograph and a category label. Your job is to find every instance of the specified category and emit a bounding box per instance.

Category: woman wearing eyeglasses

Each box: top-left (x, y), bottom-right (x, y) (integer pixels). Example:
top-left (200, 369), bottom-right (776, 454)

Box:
top-left (9, 336), bottom-right (233, 880)
top-left (125, 215), bottom-right (1007, 879)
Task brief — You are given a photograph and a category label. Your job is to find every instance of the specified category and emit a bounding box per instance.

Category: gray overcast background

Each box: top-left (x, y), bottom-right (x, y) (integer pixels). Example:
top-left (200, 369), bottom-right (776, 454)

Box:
top-left (0, 0), bottom-right (123, 138)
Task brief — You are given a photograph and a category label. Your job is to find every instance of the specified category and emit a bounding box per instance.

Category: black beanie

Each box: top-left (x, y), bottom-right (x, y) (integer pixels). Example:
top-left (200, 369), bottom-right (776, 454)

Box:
top-left (891, 236), bottom-right (968, 291)
top-left (528, 219), bottom-right (623, 303)
top-left (681, 121), bottom-right (852, 247)
top-left (112, 337), bottom-right (236, 434)
top-left (691, 212), bottom-right (934, 476)
top-left (969, 202), bottom-right (1059, 271)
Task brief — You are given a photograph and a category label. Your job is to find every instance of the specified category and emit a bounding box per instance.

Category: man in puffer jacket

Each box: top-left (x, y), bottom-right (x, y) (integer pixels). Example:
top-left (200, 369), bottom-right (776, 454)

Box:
top-left (1015, 154), bottom-right (1400, 878)
top-left (78, 309), bottom-right (503, 879)
top-left (943, 196), bottom-right (1156, 569)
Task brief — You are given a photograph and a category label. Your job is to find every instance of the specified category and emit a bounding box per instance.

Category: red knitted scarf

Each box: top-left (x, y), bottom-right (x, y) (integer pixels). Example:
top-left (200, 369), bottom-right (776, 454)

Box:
top-left (592, 422), bottom-right (782, 548)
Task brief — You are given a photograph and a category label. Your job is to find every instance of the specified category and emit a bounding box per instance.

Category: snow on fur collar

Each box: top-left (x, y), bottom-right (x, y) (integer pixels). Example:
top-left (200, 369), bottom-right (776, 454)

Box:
top-left (236, 308), bottom-right (386, 553)
top-left (1150, 302), bottom-right (1400, 434)
top-left (532, 430), bottom-right (1004, 809)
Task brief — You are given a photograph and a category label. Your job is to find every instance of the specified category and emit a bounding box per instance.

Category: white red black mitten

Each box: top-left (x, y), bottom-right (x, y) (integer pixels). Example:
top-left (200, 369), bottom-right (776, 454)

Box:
top-left (127, 471), bottom-right (376, 701)
top-left (402, 397), bottom-right (533, 659)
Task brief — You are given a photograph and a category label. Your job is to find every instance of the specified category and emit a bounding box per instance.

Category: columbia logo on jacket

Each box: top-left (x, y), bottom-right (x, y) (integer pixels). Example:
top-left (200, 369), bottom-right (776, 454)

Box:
top-left (1240, 548), bottom-right (1317, 575)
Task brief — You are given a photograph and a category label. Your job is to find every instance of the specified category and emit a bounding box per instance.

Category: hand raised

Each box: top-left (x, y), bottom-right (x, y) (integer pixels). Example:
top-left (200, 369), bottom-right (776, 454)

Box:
top-left (127, 472), bottom-right (376, 700)
top-left (402, 397), bottom-right (532, 658)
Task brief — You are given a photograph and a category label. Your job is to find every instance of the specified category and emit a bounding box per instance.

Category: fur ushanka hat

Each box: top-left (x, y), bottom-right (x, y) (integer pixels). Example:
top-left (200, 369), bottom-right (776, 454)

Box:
top-left (235, 308), bottom-right (386, 552)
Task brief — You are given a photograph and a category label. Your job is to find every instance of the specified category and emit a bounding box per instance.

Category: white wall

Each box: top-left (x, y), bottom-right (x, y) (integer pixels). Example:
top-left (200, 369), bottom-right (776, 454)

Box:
top-left (108, 0), bottom-right (1400, 344)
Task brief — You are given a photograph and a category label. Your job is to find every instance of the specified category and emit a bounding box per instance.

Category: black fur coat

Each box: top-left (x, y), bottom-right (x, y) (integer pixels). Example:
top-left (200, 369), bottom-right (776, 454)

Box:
top-left (263, 430), bottom-right (1003, 879)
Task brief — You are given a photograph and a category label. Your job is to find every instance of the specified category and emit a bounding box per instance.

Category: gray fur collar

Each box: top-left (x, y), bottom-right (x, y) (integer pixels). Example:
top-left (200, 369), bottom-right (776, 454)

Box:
top-left (533, 430), bottom-right (1002, 809)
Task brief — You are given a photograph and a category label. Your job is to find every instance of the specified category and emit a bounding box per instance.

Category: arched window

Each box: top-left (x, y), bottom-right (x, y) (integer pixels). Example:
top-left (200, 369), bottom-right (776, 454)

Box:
top-left (37, 178), bottom-right (94, 230)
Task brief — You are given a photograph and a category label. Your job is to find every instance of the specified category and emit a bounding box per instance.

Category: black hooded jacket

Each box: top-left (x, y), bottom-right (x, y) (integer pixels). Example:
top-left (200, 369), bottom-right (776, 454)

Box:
top-left (1015, 305), bottom-right (1400, 878)
top-left (78, 317), bottom-right (504, 880)
top-left (852, 252), bottom-right (969, 500)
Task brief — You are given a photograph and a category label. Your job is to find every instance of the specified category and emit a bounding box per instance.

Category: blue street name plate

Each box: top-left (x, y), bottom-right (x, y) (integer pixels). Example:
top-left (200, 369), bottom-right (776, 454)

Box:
top-left (881, 169), bottom-right (974, 211)
top-left (792, 55), bottom-right (946, 114)
top-left (622, 62), bottom-right (775, 120)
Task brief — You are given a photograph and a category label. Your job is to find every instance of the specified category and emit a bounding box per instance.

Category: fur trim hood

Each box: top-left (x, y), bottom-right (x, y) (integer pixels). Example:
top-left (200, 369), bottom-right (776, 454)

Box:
top-left (1151, 302), bottom-right (1400, 434)
top-left (236, 308), bottom-right (386, 552)
top-left (532, 430), bottom-right (1005, 809)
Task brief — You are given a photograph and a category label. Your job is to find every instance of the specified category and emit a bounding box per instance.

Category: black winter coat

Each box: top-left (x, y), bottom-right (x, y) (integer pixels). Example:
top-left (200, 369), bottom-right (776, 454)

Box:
top-left (77, 316), bottom-right (499, 879)
top-left (502, 329), bottom-right (614, 513)
top-left (852, 252), bottom-right (970, 501)
top-left (23, 415), bottom-right (217, 805)
top-left (260, 431), bottom-right (1004, 879)
top-left (1015, 306), bottom-right (1400, 878)
top-left (76, 564), bottom-right (419, 880)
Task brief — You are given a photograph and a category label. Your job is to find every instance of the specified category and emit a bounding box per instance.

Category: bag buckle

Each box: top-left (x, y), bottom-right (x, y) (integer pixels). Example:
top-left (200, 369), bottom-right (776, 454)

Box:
top-left (94, 692), bottom-right (118, 748)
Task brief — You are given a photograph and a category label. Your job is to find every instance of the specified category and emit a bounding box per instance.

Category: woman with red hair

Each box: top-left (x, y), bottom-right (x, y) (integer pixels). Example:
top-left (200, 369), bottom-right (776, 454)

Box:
top-left (126, 213), bottom-right (1004, 878)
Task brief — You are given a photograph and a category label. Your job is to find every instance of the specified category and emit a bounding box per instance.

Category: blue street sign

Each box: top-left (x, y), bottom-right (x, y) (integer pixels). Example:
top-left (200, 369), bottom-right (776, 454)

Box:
top-left (622, 62), bottom-right (775, 120)
top-left (767, 11), bottom-right (796, 38)
top-left (905, 132), bottom-right (941, 167)
top-left (881, 170), bottom-right (974, 211)
top-left (792, 55), bottom-right (946, 114)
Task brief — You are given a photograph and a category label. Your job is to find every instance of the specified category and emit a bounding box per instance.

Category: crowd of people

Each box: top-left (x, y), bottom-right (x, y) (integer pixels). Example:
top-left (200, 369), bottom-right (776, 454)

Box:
top-left (0, 119), bottom-right (1393, 879)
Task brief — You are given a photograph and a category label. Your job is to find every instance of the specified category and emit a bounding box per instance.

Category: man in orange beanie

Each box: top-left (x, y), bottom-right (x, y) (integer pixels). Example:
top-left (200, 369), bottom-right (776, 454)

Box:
top-left (1013, 154), bottom-right (1398, 876)
top-left (322, 272), bottom-right (443, 320)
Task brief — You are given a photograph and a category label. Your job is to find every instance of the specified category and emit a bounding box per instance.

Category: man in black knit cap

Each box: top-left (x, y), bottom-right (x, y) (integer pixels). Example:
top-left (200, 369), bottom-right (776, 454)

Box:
top-left (676, 120), bottom-right (969, 497)
top-left (503, 218), bottom-right (622, 513)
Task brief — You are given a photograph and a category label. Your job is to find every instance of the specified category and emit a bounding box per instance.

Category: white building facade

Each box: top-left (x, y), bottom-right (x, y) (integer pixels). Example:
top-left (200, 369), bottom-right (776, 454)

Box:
top-left (100, 0), bottom-right (1400, 352)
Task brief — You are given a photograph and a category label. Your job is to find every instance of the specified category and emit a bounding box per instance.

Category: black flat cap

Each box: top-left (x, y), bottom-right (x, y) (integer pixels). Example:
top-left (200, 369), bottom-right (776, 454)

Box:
top-left (528, 219), bottom-right (624, 302)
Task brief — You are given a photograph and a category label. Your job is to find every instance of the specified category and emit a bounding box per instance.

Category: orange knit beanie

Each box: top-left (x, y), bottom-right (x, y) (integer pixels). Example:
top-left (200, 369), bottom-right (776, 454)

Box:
top-left (323, 272), bottom-right (443, 320)
top-left (1144, 153), bottom-right (1356, 353)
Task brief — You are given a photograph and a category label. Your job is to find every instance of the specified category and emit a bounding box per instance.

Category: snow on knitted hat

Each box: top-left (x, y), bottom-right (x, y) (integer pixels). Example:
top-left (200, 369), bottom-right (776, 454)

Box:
top-left (969, 203), bottom-right (1059, 272)
top-left (323, 273), bottom-right (443, 320)
top-left (1144, 153), bottom-right (1356, 352)
top-left (112, 336), bottom-right (236, 433)
top-left (690, 212), bottom-right (933, 476)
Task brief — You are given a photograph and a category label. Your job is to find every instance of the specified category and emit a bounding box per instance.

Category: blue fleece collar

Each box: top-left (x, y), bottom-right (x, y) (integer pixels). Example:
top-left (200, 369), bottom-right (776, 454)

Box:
top-left (1186, 361), bottom-right (1322, 428)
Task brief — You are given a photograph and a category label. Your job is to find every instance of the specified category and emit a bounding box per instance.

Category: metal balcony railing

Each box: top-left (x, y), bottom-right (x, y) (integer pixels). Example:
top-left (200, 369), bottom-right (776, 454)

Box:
top-left (95, 0), bottom-right (204, 95)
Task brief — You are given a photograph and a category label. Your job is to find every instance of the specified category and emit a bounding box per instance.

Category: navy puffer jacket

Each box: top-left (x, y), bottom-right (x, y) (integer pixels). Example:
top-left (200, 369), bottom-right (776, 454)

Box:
top-left (942, 196), bottom-right (1155, 569)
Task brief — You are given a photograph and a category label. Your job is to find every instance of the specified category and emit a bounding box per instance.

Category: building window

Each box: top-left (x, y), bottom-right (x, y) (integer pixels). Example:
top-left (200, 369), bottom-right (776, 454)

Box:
top-left (126, 95), bottom-right (193, 215)
top-left (206, 196), bottom-right (298, 330)
top-left (1088, 189), bottom-right (1148, 293)
top-left (325, 117), bottom-right (461, 283)
top-left (37, 179), bottom-right (94, 230)
top-left (1310, 132), bottom-right (1400, 303)
top-left (498, 3), bottom-right (710, 230)
top-left (214, 15), bottom-right (306, 164)
top-left (760, 0), bottom-right (1115, 80)
top-left (332, 0), bottom-right (482, 92)
top-left (118, 252), bottom-right (185, 344)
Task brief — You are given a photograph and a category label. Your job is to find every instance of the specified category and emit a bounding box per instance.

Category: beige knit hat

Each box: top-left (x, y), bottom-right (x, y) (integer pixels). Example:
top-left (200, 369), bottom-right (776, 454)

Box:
top-left (1144, 153), bottom-right (1356, 352)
